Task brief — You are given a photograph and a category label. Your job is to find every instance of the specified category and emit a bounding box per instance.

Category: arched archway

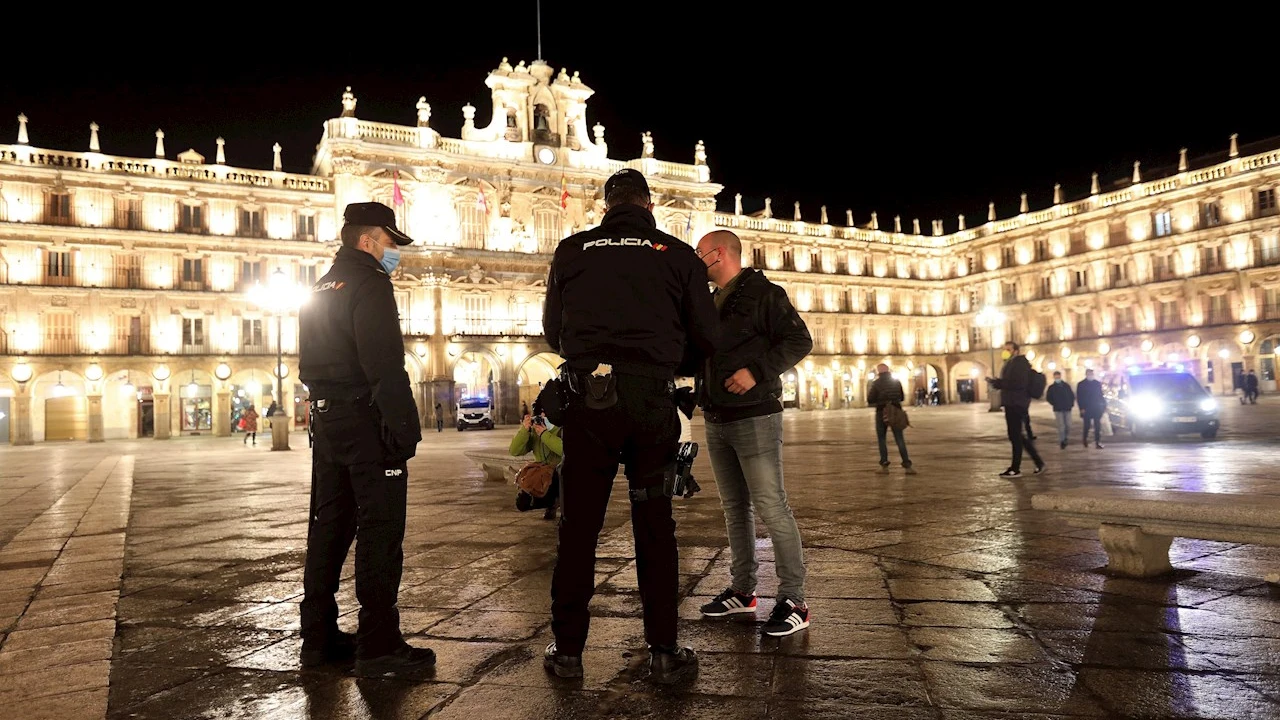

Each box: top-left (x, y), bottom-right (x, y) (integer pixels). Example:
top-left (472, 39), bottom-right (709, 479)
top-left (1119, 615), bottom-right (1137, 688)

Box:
top-left (102, 367), bottom-right (157, 439)
top-left (949, 361), bottom-right (987, 404)
top-left (1259, 335), bottom-right (1280, 391)
top-left (517, 352), bottom-right (561, 413)
top-left (1203, 337), bottom-right (1243, 396)
top-left (170, 368), bottom-right (216, 435)
top-left (33, 370), bottom-right (88, 442)
top-left (910, 363), bottom-right (944, 406)
top-left (452, 349), bottom-right (501, 406)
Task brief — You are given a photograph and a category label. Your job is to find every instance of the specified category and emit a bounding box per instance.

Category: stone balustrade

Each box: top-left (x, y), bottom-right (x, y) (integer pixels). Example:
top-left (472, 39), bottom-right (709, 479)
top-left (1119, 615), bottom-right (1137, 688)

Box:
top-left (0, 144), bottom-right (331, 192)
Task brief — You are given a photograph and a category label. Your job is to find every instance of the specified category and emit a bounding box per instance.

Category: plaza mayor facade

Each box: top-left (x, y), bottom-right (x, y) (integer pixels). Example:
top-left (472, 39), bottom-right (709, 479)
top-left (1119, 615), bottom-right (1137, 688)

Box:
top-left (2, 57), bottom-right (1279, 444)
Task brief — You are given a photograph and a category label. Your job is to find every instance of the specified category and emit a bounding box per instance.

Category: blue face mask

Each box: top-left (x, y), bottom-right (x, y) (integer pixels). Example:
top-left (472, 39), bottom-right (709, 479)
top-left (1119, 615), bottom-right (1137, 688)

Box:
top-left (379, 246), bottom-right (401, 274)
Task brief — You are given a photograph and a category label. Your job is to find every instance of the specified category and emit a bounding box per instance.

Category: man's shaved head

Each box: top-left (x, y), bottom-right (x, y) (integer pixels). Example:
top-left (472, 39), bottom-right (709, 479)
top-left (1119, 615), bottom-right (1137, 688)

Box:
top-left (877, 363), bottom-right (890, 373)
top-left (699, 230), bottom-right (742, 258)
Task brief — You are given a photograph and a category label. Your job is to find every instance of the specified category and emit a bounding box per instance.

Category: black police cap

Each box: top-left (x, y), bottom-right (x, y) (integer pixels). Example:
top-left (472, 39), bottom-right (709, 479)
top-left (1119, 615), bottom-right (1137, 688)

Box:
top-left (604, 168), bottom-right (649, 199)
top-left (343, 201), bottom-right (414, 246)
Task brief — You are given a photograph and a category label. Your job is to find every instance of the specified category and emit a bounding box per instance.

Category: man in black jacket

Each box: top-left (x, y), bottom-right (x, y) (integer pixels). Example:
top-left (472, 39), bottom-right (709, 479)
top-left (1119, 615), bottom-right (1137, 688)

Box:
top-left (298, 202), bottom-right (433, 678)
top-left (693, 229), bottom-right (814, 638)
top-left (542, 168), bottom-right (719, 684)
top-left (1076, 368), bottom-right (1107, 449)
top-left (1045, 370), bottom-right (1075, 449)
top-left (986, 341), bottom-right (1045, 477)
top-left (868, 364), bottom-right (914, 473)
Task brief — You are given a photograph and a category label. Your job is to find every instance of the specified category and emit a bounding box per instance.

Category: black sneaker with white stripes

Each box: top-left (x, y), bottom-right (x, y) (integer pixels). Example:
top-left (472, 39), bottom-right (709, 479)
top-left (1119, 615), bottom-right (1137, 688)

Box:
top-left (762, 598), bottom-right (810, 637)
top-left (699, 587), bottom-right (757, 617)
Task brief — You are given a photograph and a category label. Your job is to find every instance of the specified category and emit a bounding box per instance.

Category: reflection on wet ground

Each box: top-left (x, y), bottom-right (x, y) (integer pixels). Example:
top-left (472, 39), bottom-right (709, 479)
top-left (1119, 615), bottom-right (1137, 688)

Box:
top-left (3, 399), bottom-right (1280, 718)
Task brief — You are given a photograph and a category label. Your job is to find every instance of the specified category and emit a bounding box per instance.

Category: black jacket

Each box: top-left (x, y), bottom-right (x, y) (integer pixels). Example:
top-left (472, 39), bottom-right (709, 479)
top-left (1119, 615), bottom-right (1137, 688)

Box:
top-left (991, 354), bottom-right (1034, 409)
top-left (1076, 378), bottom-right (1107, 414)
top-left (1246, 374), bottom-right (1259, 391)
top-left (1045, 381), bottom-right (1075, 412)
top-left (867, 372), bottom-right (905, 408)
top-left (699, 268), bottom-right (813, 414)
top-left (543, 204), bottom-right (719, 375)
top-left (299, 246), bottom-right (422, 460)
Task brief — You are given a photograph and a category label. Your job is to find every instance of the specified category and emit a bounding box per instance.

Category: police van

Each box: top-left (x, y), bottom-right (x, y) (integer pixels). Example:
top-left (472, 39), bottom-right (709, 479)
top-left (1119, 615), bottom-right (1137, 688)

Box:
top-left (456, 397), bottom-right (494, 431)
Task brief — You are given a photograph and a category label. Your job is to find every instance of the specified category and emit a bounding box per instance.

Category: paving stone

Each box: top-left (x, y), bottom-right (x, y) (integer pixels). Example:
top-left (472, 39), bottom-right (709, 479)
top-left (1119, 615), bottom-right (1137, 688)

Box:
top-left (2, 402), bottom-right (1279, 719)
top-left (902, 602), bottom-right (1014, 628)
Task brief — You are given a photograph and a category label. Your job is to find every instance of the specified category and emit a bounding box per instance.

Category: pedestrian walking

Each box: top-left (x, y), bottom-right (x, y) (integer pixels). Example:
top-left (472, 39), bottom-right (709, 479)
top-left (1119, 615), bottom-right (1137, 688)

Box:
top-left (986, 341), bottom-right (1045, 478)
top-left (1245, 370), bottom-right (1260, 404)
top-left (241, 405), bottom-right (259, 446)
top-left (541, 168), bottom-right (719, 683)
top-left (693, 229), bottom-right (814, 638)
top-left (434, 402), bottom-right (444, 432)
top-left (1045, 371), bottom-right (1075, 449)
top-left (1076, 369), bottom-right (1106, 449)
top-left (297, 201), bottom-right (433, 678)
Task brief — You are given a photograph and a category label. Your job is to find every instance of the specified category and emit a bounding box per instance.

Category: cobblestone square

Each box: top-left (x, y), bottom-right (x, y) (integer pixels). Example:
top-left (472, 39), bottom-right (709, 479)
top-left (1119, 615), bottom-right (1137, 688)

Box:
top-left (4, 401), bottom-right (1280, 719)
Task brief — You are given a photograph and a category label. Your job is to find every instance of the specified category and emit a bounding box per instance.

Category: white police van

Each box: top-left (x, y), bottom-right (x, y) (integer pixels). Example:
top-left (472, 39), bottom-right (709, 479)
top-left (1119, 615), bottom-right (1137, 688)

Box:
top-left (456, 397), bottom-right (494, 431)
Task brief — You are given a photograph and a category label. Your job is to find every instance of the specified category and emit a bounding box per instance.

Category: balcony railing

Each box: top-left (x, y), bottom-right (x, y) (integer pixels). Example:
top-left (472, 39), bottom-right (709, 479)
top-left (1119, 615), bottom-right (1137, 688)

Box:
top-left (450, 315), bottom-right (542, 337)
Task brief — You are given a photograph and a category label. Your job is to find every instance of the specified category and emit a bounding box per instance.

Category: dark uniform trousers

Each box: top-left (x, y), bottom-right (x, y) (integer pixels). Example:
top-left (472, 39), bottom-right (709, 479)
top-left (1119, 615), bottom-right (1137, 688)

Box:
top-left (300, 397), bottom-right (408, 657)
top-left (551, 374), bottom-right (681, 656)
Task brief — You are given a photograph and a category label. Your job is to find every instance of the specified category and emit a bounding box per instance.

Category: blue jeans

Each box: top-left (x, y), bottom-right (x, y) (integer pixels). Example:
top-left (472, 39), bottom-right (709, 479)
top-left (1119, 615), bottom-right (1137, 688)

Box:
top-left (875, 409), bottom-right (911, 466)
top-left (1055, 410), bottom-right (1071, 445)
top-left (704, 412), bottom-right (806, 604)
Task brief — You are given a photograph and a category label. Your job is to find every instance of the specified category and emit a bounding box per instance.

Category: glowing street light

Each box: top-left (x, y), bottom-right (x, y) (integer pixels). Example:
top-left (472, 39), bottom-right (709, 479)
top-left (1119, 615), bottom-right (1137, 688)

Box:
top-left (973, 306), bottom-right (1006, 411)
top-left (249, 268), bottom-right (308, 450)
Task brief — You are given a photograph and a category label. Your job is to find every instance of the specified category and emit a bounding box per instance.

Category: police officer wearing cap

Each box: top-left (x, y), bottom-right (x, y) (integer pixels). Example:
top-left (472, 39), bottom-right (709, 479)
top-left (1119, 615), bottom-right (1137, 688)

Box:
top-left (298, 201), bottom-right (434, 678)
top-left (541, 169), bottom-right (720, 684)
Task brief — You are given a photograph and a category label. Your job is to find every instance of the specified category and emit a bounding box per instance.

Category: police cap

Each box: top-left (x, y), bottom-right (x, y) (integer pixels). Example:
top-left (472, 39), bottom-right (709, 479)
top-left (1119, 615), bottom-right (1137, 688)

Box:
top-left (604, 168), bottom-right (649, 200)
top-left (343, 201), bottom-right (415, 246)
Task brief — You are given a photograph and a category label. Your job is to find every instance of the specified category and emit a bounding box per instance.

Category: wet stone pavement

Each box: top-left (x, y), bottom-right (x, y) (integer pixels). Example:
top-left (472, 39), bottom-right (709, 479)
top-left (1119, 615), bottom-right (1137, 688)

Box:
top-left (3, 400), bottom-right (1280, 719)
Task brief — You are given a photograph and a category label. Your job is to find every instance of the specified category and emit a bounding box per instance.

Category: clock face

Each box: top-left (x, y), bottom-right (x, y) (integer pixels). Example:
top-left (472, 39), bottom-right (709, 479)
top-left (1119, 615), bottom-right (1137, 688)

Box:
top-left (537, 146), bottom-right (556, 165)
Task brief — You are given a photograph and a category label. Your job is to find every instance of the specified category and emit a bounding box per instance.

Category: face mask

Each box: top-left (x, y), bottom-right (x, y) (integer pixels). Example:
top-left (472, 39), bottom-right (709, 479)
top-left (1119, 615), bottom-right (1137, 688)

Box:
top-left (379, 246), bottom-right (401, 274)
top-left (698, 249), bottom-right (720, 272)
top-left (1001, 350), bottom-right (1012, 360)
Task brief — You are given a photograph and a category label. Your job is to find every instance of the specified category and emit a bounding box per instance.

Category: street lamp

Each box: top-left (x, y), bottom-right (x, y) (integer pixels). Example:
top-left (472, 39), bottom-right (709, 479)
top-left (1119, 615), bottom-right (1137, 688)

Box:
top-left (974, 306), bottom-right (1006, 411)
top-left (250, 267), bottom-right (307, 450)
top-left (1218, 347), bottom-right (1231, 396)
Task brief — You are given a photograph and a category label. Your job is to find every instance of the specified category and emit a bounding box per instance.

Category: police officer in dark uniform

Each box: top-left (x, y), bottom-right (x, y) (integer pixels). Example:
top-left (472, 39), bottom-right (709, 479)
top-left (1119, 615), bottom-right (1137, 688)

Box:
top-left (541, 169), bottom-right (719, 684)
top-left (298, 201), bottom-right (434, 678)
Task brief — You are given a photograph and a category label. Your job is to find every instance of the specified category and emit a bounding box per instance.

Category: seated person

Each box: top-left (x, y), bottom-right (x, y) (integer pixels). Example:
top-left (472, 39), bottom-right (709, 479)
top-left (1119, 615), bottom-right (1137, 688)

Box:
top-left (510, 402), bottom-right (564, 520)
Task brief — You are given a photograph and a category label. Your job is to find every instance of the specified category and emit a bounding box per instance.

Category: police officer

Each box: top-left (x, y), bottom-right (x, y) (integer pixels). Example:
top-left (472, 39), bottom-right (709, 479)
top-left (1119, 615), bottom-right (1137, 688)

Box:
top-left (541, 168), bottom-right (720, 684)
top-left (298, 201), bottom-right (434, 678)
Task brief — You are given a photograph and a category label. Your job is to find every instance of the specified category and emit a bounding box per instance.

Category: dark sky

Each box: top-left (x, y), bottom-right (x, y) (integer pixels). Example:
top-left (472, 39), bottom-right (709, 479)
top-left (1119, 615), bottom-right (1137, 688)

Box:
top-left (5, 6), bottom-right (1272, 231)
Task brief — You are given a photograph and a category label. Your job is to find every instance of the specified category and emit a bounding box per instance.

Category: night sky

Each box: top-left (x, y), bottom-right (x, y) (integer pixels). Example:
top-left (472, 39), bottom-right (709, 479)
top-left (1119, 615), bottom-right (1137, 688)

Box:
top-left (5, 7), bottom-right (1272, 232)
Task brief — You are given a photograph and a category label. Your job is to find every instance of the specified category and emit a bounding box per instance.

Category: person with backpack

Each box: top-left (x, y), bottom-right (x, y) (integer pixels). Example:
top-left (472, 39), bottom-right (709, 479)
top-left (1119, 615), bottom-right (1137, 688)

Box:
top-left (868, 364), bottom-right (914, 474)
top-left (986, 341), bottom-right (1045, 478)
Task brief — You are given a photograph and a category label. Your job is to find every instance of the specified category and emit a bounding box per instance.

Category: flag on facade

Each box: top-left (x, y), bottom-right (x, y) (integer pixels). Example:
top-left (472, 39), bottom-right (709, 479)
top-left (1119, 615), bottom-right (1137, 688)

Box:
top-left (685, 211), bottom-right (693, 239)
top-left (477, 187), bottom-right (488, 213)
top-left (560, 174), bottom-right (569, 210)
top-left (392, 169), bottom-right (404, 206)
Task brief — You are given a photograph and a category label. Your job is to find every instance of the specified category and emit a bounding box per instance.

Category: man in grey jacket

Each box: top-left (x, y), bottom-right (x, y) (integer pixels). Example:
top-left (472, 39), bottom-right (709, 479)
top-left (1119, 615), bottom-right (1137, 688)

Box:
top-left (867, 364), bottom-right (914, 473)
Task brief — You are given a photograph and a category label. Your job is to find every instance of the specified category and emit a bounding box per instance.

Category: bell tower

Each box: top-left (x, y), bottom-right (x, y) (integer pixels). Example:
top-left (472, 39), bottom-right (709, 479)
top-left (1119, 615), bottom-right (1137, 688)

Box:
top-left (462, 58), bottom-right (602, 164)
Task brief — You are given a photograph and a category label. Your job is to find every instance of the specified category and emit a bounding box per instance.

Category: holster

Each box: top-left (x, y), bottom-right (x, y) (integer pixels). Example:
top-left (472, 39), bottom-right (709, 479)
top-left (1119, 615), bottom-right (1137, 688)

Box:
top-left (561, 365), bottom-right (619, 411)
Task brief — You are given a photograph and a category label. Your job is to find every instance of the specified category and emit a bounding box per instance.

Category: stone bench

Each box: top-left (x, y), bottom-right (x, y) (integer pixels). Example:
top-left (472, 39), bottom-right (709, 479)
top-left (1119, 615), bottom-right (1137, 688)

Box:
top-left (463, 451), bottom-right (529, 483)
top-left (1031, 487), bottom-right (1280, 578)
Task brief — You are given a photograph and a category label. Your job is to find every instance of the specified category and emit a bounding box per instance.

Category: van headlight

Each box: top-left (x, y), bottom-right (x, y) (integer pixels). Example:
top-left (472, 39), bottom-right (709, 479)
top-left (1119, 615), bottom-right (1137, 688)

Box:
top-left (1199, 398), bottom-right (1218, 413)
top-left (1131, 395), bottom-right (1164, 419)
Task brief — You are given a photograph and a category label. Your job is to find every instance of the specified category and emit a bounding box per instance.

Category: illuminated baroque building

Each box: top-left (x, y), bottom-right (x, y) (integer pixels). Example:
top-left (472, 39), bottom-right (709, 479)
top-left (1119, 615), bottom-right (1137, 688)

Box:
top-left (2, 57), bottom-right (1279, 444)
